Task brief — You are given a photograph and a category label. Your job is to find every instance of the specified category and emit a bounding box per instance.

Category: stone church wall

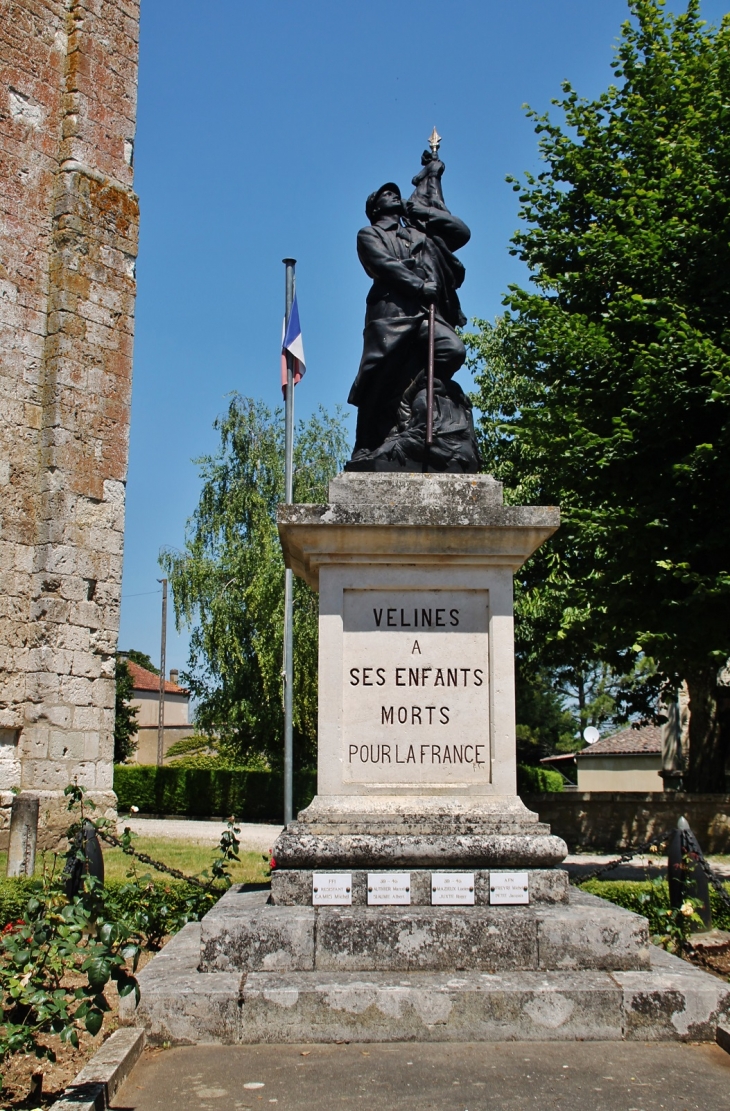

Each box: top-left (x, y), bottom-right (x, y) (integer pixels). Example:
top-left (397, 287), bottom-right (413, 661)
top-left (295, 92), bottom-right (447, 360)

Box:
top-left (0, 0), bottom-right (140, 840)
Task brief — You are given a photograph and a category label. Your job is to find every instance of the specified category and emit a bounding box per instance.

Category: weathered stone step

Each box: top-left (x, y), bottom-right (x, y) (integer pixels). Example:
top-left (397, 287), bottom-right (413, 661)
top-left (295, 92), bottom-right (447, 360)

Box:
top-left (198, 886), bottom-right (649, 974)
top-left (122, 922), bottom-right (730, 1045)
top-left (272, 829), bottom-right (567, 869)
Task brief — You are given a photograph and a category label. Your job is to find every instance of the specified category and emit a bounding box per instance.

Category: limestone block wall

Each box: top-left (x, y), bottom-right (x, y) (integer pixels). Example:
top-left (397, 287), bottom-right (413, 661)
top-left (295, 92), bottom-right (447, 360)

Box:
top-left (524, 792), bottom-right (730, 853)
top-left (0, 0), bottom-right (140, 825)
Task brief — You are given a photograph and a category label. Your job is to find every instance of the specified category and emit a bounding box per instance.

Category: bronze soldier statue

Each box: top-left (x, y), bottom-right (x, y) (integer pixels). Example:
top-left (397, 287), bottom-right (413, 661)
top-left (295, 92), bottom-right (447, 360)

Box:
top-left (346, 134), bottom-right (481, 473)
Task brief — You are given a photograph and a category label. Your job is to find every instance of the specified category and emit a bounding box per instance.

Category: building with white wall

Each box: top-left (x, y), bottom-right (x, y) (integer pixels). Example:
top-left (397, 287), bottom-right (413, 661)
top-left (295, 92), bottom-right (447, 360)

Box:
top-left (125, 660), bottom-right (193, 764)
top-left (576, 724), bottom-right (664, 792)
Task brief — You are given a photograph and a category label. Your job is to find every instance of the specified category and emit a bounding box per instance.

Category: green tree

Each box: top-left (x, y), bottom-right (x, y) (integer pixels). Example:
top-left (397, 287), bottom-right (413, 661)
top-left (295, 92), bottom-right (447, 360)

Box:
top-left (114, 657), bottom-right (138, 764)
top-left (549, 657), bottom-right (659, 744)
top-left (160, 396), bottom-right (349, 769)
top-left (468, 0), bottom-right (730, 790)
top-left (514, 664), bottom-right (577, 766)
top-left (126, 649), bottom-right (158, 675)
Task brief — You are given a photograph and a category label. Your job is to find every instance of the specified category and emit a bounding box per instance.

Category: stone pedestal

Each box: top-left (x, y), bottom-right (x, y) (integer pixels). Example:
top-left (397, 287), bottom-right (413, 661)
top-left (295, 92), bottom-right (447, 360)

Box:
top-left (123, 473), bottom-right (730, 1044)
top-left (275, 472), bottom-right (564, 874)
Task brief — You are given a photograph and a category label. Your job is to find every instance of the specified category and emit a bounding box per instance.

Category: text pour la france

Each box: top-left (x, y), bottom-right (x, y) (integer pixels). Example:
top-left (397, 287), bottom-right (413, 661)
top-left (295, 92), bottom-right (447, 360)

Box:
top-left (348, 742), bottom-right (486, 765)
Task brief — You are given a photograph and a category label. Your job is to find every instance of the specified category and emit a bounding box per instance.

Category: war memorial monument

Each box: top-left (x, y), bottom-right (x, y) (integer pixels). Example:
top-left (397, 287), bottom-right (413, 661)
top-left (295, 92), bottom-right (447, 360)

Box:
top-left (125, 138), bottom-right (730, 1044)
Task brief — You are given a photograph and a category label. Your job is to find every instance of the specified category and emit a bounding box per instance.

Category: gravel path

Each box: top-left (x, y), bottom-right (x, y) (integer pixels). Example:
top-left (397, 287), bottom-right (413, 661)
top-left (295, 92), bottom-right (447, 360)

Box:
top-left (565, 852), bottom-right (730, 880)
top-left (116, 817), bottom-right (283, 854)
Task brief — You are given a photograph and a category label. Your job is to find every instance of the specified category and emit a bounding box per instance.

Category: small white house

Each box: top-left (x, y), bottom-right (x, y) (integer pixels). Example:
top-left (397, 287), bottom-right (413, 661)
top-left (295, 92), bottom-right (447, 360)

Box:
top-left (124, 659), bottom-right (194, 763)
top-left (576, 724), bottom-right (664, 792)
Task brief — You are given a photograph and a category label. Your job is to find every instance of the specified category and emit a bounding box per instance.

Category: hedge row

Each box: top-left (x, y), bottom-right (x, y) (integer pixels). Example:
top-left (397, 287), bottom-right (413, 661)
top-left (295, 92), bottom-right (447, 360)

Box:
top-left (113, 762), bottom-right (560, 820)
top-left (581, 878), bottom-right (730, 933)
top-left (516, 764), bottom-right (564, 793)
top-left (114, 764), bottom-right (317, 819)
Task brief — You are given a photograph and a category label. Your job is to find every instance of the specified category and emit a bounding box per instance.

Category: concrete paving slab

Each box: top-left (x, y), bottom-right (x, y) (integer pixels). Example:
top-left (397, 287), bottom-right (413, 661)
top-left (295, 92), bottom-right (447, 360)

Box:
top-left (111, 1040), bottom-right (730, 1111)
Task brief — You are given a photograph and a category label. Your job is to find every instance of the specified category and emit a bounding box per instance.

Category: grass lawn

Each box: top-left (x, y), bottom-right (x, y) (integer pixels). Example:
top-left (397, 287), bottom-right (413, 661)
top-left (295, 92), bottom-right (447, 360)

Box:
top-left (0, 837), bottom-right (270, 886)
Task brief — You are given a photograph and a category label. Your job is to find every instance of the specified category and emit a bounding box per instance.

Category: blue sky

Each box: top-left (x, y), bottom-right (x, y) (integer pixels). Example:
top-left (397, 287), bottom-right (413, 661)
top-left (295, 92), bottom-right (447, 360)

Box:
top-left (119, 0), bottom-right (730, 675)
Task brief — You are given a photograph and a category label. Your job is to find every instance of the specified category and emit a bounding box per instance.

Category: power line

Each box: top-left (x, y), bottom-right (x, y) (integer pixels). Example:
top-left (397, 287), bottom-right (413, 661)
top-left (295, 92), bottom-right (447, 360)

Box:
top-left (121, 589), bottom-right (163, 599)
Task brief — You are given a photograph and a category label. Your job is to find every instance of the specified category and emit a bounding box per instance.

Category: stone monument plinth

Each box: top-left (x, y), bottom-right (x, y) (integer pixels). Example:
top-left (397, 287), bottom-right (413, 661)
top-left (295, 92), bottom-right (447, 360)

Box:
top-left (121, 131), bottom-right (730, 1040)
top-left (272, 471), bottom-right (565, 879)
top-left (124, 471), bottom-right (730, 1043)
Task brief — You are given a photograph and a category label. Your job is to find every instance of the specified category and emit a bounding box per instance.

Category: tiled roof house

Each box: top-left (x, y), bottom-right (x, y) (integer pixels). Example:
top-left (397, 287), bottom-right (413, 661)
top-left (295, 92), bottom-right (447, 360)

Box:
top-left (121, 658), bottom-right (193, 764)
top-left (576, 724), bottom-right (663, 791)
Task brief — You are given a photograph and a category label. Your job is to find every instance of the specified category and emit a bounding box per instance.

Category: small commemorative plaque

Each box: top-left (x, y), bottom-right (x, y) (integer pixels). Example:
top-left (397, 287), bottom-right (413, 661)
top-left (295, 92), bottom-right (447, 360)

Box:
top-left (490, 871), bottom-right (529, 905)
top-left (367, 873), bottom-right (411, 905)
top-left (431, 872), bottom-right (475, 906)
top-left (312, 873), bottom-right (352, 906)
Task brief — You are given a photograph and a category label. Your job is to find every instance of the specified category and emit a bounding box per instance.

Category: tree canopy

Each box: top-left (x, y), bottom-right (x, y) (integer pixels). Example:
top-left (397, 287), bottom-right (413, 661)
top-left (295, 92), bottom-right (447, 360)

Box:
top-left (126, 649), bottom-right (158, 675)
top-left (468, 0), bottom-right (730, 790)
top-left (160, 396), bottom-right (349, 770)
top-left (114, 657), bottom-right (138, 764)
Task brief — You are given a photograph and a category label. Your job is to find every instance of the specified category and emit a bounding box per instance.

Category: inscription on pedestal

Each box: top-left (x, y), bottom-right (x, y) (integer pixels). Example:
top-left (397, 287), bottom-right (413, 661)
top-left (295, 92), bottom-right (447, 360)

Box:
top-left (312, 873), bottom-right (352, 905)
top-left (367, 873), bottom-right (411, 905)
top-left (342, 589), bottom-right (489, 786)
top-left (431, 873), bottom-right (476, 905)
top-left (490, 872), bottom-right (529, 905)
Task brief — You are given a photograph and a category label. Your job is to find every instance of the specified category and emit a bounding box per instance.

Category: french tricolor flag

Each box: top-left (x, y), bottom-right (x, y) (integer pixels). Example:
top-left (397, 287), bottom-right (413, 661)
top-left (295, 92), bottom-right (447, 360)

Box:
top-left (281, 294), bottom-right (306, 395)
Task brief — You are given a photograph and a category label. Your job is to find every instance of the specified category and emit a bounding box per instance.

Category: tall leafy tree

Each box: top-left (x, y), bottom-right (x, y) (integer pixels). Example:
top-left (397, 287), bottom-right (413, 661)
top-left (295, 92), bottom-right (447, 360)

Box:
top-left (514, 665), bottom-right (576, 766)
top-left (468, 0), bottom-right (730, 790)
top-left (160, 396), bottom-right (349, 769)
top-left (114, 657), bottom-right (138, 763)
top-left (126, 649), bottom-right (159, 675)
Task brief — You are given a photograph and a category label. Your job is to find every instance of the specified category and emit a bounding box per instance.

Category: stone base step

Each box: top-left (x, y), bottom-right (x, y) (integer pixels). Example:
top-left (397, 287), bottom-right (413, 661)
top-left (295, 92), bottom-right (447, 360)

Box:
top-left (273, 827), bottom-right (567, 869)
top-left (121, 922), bottom-right (730, 1045)
top-left (199, 885), bottom-right (649, 974)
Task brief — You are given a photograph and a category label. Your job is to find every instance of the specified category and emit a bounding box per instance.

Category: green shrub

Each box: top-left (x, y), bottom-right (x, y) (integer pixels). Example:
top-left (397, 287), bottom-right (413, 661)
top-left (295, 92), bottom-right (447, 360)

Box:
top-left (0, 877), bottom-right (38, 928)
top-left (114, 764), bottom-right (316, 818)
top-left (165, 735), bottom-right (218, 760)
top-left (104, 877), bottom-right (215, 949)
top-left (0, 787), bottom-right (143, 1086)
top-left (0, 875), bottom-right (220, 932)
top-left (164, 736), bottom-right (271, 771)
top-left (517, 764), bottom-right (564, 793)
top-left (0, 786), bottom-right (249, 1086)
top-left (581, 878), bottom-right (730, 934)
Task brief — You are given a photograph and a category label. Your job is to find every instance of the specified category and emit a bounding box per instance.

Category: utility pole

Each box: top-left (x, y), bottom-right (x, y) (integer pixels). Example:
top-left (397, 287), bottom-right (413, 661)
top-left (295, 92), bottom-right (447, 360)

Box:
top-left (282, 258), bottom-right (296, 826)
top-left (157, 578), bottom-right (167, 767)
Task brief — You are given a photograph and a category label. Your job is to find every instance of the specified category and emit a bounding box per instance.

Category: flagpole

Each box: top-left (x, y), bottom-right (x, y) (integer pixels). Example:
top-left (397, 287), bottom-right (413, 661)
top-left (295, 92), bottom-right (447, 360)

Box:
top-left (282, 257), bottom-right (296, 826)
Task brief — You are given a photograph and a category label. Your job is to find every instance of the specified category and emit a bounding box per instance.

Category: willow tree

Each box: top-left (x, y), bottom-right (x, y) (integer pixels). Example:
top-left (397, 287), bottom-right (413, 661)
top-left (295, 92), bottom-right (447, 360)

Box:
top-left (469, 0), bottom-right (730, 790)
top-left (161, 396), bottom-right (349, 769)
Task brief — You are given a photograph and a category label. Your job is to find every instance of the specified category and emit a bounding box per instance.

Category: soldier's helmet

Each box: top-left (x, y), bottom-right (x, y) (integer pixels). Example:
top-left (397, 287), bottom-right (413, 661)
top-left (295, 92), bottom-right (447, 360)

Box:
top-left (365, 182), bottom-right (402, 223)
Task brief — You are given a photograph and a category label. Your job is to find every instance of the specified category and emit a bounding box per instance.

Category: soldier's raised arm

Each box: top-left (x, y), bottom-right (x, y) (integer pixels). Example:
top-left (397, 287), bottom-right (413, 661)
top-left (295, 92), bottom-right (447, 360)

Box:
top-left (405, 199), bottom-right (471, 251)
